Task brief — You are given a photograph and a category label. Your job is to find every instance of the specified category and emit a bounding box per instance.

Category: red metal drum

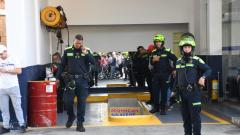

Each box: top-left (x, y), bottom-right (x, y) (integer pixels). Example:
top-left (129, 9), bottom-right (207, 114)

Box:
top-left (28, 81), bottom-right (57, 127)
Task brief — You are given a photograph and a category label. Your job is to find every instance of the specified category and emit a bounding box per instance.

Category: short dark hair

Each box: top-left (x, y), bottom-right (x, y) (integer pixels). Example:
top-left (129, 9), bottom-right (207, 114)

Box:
top-left (53, 52), bottom-right (61, 57)
top-left (75, 34), bottom-right (83, 40)
top-left (137, 46), bottom-right (144, 51)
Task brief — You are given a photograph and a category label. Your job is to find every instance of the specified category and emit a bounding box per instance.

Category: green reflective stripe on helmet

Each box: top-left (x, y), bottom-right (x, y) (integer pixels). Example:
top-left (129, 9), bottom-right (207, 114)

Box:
top-left (67, 53), bottom-right (74, 57)
top-left (193, 102), bottom-right (201, 106)
top-left (186, 63), bottom-right (194, 67)
top-left (179, 36), bottom-right (196, 47)
top-left (153, 34), bottom-right (165, 42)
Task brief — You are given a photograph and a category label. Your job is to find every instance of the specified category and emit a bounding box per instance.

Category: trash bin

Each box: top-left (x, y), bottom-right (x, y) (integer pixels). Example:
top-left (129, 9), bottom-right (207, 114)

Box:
top-left (28, 81), bottom-right (57, 127)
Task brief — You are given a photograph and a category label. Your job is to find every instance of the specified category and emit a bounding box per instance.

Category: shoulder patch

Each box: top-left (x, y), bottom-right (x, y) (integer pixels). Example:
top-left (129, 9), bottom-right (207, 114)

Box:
top-left (65, 46), bottom-right (73, 50)
top-left (177, 58), bottom-right (182, 61)
top-left (165, 48), bottom-right (171, 52)
top-left (193, 56), bottom-right (205, 64)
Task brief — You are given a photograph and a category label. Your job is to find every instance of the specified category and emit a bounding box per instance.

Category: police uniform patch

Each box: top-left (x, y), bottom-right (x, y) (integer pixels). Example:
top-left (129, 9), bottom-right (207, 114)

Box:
top-left (67, 53), bottom-right (74, 57)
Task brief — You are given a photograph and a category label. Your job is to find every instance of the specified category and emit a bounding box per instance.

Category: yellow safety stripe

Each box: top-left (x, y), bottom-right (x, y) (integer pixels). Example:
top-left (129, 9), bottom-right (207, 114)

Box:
top-left (193, 102), bottom-right (201, 106)
top-left (176, 64), bottom-right (186, 68)
top-left (67, 53), bottom-right (74, 56)
top-left (186, 64), bottom-right (194, 67)
top-left (198, 58), bottom-right (205, 64)
top-left (160, 54), bottom-right (167, 57)
top-left (165, 48), bottom-right (171, 52)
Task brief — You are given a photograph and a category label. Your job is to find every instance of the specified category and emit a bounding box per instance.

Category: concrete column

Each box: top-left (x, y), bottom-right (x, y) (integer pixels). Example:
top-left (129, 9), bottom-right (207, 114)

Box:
top-left (207, 0), bottom-right (222, 55)
top-left (5, 0), bottom-right (50, 67)
top-left (230, 0), bottom-right (240, 55)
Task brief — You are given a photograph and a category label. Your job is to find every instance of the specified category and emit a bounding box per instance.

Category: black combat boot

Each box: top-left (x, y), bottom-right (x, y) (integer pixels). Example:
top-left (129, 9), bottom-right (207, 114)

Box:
top-left (160, 105), bottom-right (167, 115)
top-left (76, 123), bottom-right (85, 132)
top-left (66, 115), bottom-right (76, 128)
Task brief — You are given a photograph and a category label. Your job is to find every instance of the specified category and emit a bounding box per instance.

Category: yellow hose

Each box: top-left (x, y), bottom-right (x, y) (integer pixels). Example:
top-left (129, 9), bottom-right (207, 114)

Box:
top-left (40, 6), bottom-right (61, 27)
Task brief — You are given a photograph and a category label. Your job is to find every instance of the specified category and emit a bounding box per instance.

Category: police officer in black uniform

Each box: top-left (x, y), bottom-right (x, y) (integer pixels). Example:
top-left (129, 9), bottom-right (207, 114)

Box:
top-left (150, 34), bottom-right (177, 115)
top-left (56, 34), bottom-right (95, 132)
top-left (174, 33), bottom-right (211, 135)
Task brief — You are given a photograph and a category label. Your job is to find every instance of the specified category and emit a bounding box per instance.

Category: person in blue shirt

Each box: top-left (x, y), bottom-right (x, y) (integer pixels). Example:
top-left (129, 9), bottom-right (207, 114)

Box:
top-left (56, 34), bottom-right (95, 132)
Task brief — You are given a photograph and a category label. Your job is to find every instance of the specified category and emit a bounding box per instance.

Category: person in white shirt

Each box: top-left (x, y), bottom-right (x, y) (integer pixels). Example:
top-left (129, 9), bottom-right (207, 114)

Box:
top-left (0, 45), bottom-right (26, 134)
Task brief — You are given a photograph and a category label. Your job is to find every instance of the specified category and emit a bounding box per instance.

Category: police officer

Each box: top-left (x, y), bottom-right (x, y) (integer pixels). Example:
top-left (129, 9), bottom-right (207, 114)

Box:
top-left (174, 33), bottom-right (211, 135)
top-left (150, 34), bottom-right (177, 115)
top-left (56, 34), bottom-right (95, 132)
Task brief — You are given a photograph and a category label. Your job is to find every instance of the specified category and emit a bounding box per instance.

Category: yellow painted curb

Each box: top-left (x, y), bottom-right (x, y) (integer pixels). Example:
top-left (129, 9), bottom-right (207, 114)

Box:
top-left (201, 110), bottom-right (230, 124)
top-left (74, 92), bottom-right (150, 103)
top-left (106, 84), bottom-right (128, 87)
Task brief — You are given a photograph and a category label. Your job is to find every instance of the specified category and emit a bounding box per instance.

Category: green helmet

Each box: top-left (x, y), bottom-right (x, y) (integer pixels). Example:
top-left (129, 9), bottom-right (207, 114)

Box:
top-left (179, 36), bottom-right (196, 47)
top-left (153, 34), bottom-right (165, 42)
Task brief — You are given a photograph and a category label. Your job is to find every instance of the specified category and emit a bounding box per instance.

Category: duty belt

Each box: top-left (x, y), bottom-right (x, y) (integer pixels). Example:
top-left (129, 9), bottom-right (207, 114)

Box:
top-left (179, 84), bottom-right (196, 92)
top-left (71, 74), bottom-right (84, 79)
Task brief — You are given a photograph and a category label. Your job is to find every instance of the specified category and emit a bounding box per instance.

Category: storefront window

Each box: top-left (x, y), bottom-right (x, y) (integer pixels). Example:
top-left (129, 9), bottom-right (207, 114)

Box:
top-left (222, 0), bottom-right (240, 101)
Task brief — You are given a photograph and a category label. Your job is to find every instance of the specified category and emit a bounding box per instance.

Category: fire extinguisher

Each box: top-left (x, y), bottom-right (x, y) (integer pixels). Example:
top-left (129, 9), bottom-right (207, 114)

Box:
top-left (211, 79), bottom-right (219, 101)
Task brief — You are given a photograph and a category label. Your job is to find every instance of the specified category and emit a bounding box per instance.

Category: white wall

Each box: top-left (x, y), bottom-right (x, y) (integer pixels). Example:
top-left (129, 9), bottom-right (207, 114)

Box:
top-left (6, 0), bottom-right (50, 67)
top-left (48, 0), bottom-right (193, 25)
top-left (47, 0), bottom-right (193, 53)
top-left (50, 24), bottom-right (188, 53)
top-left (207, 0), bottom-right (222, 55)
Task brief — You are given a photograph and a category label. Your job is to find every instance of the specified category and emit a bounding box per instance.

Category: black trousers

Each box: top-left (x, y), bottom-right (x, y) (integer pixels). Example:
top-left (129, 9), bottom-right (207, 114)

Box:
top-left (63, 78), bottom-right (88, 124)
top-left (180, 88), bottom-right (201, 135)
top-left (152, 74), bottom-right (169, 108)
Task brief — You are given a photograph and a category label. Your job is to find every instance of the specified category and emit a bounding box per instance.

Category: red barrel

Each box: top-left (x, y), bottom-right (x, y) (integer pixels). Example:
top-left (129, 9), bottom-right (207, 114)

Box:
top-left (28, 81), bottom-right (57, 127)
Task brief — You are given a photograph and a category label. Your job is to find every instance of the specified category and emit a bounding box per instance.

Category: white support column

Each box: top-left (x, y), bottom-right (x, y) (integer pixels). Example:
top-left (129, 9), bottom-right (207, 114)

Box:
top-left (5, 0), bottom-right (50, 67)
top-left (207, 0), bottom-right (222, 55)
top-left (230, 0), bottom-right (240, 55)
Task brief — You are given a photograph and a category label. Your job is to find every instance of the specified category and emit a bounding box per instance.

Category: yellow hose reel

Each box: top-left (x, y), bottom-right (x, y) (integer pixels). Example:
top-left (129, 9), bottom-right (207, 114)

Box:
top-left (40, 6), bottom-right (66, 28)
